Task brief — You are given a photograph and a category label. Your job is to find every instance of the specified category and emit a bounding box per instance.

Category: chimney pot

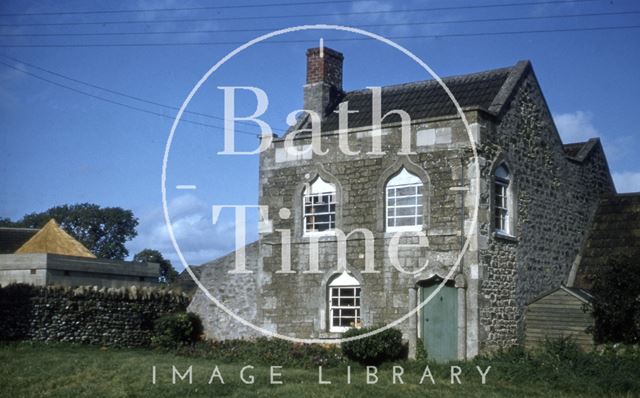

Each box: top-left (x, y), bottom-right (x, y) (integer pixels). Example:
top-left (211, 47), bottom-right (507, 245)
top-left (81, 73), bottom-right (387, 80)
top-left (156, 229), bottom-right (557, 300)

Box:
top-left (306, 47), bottom-right (343, 89)
top-left (303, 47), bottom-right (344, 118)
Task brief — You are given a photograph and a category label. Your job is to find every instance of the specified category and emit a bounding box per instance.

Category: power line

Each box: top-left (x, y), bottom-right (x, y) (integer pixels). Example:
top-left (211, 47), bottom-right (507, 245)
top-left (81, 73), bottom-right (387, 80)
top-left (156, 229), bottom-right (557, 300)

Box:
top-left (0, 0), bottom-right (600, 27)
top-left (0, 54), bottom-right (285, 133)
top-left (0, 60), bottom-right (260, 136)
top-left (1, 10), bottom-right (636, 38)
top-left (0, 0), bottom-right (356, 17)
top-left (1, 24), bottom-right (638, 48)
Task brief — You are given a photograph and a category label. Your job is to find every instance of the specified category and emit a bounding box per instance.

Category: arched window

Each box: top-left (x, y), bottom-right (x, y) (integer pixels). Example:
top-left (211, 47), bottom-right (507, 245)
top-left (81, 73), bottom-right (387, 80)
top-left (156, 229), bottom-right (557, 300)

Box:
top-left (328, 271), bottom-right (361, 332)
top-left (386, 168), bottom-right (423, 232)
top-left (303, 177), bottom-right (336, 234)
top-left (494, 164), bottom-right (511, 235)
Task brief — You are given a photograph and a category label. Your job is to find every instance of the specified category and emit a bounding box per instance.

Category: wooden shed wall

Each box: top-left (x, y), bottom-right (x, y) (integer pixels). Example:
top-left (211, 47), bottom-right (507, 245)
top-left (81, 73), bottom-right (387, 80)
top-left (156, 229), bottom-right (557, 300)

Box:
top-left (525, 289), bottom-right (594, 349)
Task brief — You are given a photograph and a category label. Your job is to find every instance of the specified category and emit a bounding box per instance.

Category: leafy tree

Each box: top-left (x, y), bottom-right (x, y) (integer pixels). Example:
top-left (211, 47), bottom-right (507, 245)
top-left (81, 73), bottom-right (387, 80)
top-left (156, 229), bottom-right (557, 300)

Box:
top-left (589, 257), bottom-right (640, 344)
top-left (134, 249), bottom-right (178, 283)
top-left (0, 217), bottom-right (17, 227)
top-left (14, 203), bottom-right (138, 260)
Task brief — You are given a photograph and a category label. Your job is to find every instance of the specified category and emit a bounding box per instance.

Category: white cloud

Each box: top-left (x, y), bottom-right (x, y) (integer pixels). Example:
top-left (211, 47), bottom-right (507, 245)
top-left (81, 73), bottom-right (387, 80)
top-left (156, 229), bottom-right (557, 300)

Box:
top-left (613, 171), bottom-right (640, 193)
top-left (553, 111), bottom-right (599, 143)
top-left (127, 194), bottom-right (243, 270)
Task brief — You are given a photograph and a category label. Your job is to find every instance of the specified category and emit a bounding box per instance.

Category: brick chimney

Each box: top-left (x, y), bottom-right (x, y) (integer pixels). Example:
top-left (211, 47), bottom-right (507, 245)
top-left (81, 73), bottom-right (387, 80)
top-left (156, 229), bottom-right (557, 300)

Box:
top-left (303, 47), bottom-right (344, 118)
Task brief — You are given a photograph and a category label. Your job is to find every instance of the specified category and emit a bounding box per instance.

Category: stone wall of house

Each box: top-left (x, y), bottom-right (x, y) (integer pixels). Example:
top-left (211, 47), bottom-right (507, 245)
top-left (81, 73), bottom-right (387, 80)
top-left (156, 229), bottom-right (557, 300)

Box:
top-left (0, 284), bottom-right (190, 347)
top-left (187, 242), bottom-right (262, 340)
top-left (253, 113), bottom-right (482, 341)
top-left (191, 113), bottom-right (482, 344)
top-left (477, 69), bottom-right (614, 350)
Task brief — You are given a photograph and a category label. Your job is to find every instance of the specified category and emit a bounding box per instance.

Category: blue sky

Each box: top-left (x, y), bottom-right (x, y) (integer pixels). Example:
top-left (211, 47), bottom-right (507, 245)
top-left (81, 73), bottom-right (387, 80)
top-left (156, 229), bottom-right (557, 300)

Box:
top-left (0, 0), bottom-right (639, 268)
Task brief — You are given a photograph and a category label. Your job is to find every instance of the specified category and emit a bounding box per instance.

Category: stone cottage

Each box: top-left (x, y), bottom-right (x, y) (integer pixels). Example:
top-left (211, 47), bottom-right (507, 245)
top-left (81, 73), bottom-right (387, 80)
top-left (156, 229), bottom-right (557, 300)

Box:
top-left (190, 47), bottom-right (616, 361)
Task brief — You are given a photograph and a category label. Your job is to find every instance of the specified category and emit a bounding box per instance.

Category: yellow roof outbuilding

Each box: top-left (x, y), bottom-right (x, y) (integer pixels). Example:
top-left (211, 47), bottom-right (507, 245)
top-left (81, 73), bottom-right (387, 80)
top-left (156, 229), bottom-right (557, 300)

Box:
top-left (15, 219), bottom-right (96, 258)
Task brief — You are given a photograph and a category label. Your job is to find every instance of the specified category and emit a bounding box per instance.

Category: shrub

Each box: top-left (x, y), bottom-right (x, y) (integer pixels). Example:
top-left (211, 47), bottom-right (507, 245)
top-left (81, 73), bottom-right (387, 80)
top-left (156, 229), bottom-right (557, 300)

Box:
top-left (588, 256), bottom-right (640, 344)
top-left (415, 337), bottom-right (428, 362)
top-left (539, 335), bottom-right (582, 362)
top-left (151, 312), bottom-right (203, 348)
top-left (341, 327), bottom-right (405, 365)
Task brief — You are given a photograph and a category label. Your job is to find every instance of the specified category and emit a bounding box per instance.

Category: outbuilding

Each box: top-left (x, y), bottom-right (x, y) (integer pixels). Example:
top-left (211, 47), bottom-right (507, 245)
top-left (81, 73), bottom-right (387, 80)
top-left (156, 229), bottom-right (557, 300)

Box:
top-left (524, 285), bottom-right (593, 349)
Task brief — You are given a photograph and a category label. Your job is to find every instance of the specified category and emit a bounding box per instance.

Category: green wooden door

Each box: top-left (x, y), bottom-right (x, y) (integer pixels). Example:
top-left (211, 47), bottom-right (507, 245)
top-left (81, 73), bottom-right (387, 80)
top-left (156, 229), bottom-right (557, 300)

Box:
top-left (421, 284), bottom-right (458, 362)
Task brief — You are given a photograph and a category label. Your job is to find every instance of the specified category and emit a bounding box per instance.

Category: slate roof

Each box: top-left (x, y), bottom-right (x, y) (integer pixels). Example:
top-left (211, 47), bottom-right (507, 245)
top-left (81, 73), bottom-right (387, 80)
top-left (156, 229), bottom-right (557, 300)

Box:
top-left (0, 227), bottom-right (39, 254)
top-left (573, 193), bottom-right (640, 289)
top-left (291, 60), bottom-right (531, 135)
top-left (16, 219), bottom-right (96, 258)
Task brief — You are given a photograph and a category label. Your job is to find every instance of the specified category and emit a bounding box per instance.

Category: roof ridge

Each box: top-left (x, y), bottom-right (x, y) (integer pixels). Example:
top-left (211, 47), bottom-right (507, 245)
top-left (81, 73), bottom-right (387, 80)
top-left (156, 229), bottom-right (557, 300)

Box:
top-left (343, 64), bottom-right (515, 96)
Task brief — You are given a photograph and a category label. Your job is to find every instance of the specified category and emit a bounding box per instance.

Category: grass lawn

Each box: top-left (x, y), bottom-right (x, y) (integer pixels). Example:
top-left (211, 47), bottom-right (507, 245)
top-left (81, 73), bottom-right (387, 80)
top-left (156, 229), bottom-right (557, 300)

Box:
top-left (0, 341), bottom-right (638, 397)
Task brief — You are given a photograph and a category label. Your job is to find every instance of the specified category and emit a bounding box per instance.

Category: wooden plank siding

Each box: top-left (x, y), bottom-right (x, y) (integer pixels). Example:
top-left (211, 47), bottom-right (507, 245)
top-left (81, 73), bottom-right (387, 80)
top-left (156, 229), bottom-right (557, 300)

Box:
top-left (525, 289), bottom-right (594, 349)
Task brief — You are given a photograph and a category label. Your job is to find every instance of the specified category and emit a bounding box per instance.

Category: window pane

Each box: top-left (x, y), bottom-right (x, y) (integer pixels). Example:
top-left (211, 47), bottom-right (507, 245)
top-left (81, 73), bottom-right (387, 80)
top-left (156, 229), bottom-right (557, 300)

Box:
top-left (341, 297), bottom-right (355, 306)
top-left (396, 207), bottom-right (417, 216)
top-left (342, 309), bottom-right (355, 317)
top-left (396, 196), bottom-right (416, 206)
top-left (396, 217), bottom-right (417, 226)
top-left (396, 186), bottom-right (416, 196)
top-left (495, 165), bottom-right (509, 179)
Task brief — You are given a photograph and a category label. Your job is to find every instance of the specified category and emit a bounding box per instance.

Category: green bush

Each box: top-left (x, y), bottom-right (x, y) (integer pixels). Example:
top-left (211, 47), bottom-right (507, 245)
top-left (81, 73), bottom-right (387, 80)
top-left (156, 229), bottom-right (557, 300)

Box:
top-left (415, 337), bottom-right (428, 362)
top-left (151, 312), bottom-right (203, 348)
top-left (341, 327), bottom-right (405, 365)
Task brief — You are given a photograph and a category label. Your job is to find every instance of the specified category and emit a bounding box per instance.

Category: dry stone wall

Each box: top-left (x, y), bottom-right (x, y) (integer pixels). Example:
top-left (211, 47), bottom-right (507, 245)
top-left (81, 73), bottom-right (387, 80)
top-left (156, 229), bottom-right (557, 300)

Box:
top-left (0, 284), bottom-right (190, 347)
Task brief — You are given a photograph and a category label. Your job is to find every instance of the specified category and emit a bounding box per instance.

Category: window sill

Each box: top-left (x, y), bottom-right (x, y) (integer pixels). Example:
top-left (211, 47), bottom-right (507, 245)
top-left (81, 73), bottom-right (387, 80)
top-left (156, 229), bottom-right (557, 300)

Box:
top-left (385, 226), bottom-right (425, 236)
top-left (387, 227), bottom-right (423, 233)
top-left (493, 231), bottom-right (518, 242)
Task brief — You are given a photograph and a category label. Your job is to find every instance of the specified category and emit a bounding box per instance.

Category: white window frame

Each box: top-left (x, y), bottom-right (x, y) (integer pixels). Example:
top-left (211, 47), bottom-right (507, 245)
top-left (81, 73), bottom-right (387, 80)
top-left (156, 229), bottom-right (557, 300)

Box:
top-left (303, 177), bottom-right (336, 236)
top-left (386, 168), bottom-right (424, 232)
top-left (494, 165), bottom-right (511, 235)
top-left (328, 272), bottom-right (361, 333)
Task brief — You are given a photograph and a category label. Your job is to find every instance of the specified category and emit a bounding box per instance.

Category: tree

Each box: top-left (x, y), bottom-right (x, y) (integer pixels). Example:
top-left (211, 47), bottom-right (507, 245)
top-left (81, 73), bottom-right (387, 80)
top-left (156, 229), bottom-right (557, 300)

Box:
top-left (14, 203), bottom-right (138, 260)
top-left (0, 217), bottom-right (17, 227)
top-left (589, 256), bottom-right (640, 344)
top-left (134, 249), bottom-right (178, 284)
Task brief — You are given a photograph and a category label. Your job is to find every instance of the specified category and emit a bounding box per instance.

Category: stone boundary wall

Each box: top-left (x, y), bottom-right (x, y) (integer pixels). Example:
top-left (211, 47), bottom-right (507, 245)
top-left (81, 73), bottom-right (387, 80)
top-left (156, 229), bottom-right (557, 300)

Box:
top-left (0, 284), bottom-right (190, 347)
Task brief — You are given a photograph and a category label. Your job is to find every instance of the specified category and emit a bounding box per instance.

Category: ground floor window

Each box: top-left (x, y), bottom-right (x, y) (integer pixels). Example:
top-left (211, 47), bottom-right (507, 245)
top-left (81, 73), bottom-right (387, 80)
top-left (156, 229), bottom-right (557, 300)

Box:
top-left (328, 272), bottom-right (361, 332)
